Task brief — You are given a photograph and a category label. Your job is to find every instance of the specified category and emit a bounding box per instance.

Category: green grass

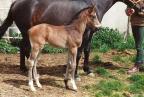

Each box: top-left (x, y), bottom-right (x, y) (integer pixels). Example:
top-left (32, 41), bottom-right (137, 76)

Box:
top-left (95, 67), bottom-right (118, 80)
top-left (42, 44), bottom-right (66, 53)
top-left (92, 54), bottom-right (102, 63)
top-left (128, 74), bottom-right (144, 82)
top-left (128, 74), bottom-right (144, 94)
top-left (117, 68), bottom-right (126, 74)
top-left (85, 79), bottom-right (125, 97)
top-left (95, 67), bottom-right (111, 78)
top-left (112, 55), bottom-right (134, 65)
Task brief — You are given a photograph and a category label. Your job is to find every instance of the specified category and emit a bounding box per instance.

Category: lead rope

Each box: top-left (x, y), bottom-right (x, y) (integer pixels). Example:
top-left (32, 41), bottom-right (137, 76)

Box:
top-left (124, 16), bottom-right (131, 42)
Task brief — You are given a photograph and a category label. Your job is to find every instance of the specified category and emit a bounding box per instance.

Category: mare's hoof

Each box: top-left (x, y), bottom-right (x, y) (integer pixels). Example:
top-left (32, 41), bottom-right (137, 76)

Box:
top-left (64, 79), bottom-right (69, 89)
top-left (20, 66), bottom-right (28, 73)
top-left (75, 76), bottom-right (81, 81)
top-left (87, 72), bottom-right (95, 77)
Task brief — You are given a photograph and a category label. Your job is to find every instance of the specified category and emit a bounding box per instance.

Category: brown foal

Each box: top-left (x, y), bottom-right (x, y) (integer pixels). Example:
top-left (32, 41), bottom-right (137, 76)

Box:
top-left (27, 6), bottom-right (101, 91)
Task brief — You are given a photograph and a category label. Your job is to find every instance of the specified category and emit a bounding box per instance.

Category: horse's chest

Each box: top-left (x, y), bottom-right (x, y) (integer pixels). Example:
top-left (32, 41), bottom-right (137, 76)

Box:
top-left (68, 33), bottom-right (82, 47)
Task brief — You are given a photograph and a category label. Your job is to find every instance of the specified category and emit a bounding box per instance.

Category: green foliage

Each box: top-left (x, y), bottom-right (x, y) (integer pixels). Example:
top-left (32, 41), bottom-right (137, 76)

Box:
top-left (96, 80), bottom-right (125, 96)
top-left (0, 40), bottom-right (19, 54)
top-left (92, 27), bottom-right (135, 50)
top-left (84, 79), bottom-right (125, 97)
top-left (129, 74), bottom-right (144, 82)
top-left (92, 54), bottom-right (101, 63)
top-left (112, 55), bottom-right (131, 64)
top-left (117, 68), bottom-right (126, 74)
top-left (9, 31), bottom-right (19, 37)
top-left (42, 44), bottom-right (66, 53)
top-left (117, 36), bottom-right (135, 51)
top-left (99, 44), bottom-right (110, 53)
top-left (128, 74), bottom-right (144, 93)
top-left (128, 80), bottom-right (144, 93)
top-left (129, 55), bottom-right (136, 63)
top-left (95, 67), bottom-right (111, 77)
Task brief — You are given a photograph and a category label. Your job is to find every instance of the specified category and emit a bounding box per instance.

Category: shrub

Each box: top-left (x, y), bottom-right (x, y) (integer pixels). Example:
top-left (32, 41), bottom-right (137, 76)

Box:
top-left (42, 44), bottom-right (66, 53)
top-left (99, 44), bottom-right (110, 53)
top-left (0, 40), bottom-right (19, 54)
top-left (92, 27), bottom-right (135, 50)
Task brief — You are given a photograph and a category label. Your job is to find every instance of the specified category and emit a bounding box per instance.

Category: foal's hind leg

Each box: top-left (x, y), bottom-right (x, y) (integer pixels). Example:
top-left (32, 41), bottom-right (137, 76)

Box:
top-left (33, 49), bottom-right (42, 88)
top-left (27, 46), bottom-right (40, 91)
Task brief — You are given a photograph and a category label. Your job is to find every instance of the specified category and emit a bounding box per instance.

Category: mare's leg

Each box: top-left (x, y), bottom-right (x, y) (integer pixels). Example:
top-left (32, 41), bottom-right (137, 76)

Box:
top-left (83, 30), bottom-right (94, 76)
top-left (75, 28), bottom-right (91, 78)
top-left (75, 47), bottom-right (83, 79)
top-left (70, 47), bottom-right (78, 90)
top-left (19, 28), bottom-right (30, 72)
top-left (27, 45), bottom-right (40, 91)
top-left (20, 38), bottom-right (27, 72)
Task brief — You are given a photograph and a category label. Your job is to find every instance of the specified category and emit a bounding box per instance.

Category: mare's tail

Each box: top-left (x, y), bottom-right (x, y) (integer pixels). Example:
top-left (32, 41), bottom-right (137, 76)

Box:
top-left (0, 1), bottom-right (16, 38)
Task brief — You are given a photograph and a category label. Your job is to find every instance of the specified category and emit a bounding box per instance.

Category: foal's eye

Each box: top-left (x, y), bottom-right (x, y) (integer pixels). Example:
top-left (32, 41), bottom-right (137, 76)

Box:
top-left (91, 16), bottom-right (96, 19)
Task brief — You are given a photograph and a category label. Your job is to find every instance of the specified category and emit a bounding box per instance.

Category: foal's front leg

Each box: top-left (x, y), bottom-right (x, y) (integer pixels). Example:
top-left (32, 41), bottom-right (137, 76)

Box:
top-left (70, 47), bottom-right (78, 91)
top-left (64, 52), bottom-right (71, 89)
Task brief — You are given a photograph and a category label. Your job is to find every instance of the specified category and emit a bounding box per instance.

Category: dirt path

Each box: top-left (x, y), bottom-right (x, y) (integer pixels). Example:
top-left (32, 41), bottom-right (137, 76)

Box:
top-left (0, 53), bottom-right (96, 97)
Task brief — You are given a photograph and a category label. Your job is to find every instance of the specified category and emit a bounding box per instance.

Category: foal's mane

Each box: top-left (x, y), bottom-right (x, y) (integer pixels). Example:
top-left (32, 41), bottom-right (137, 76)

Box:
top-left (68, 7), bottom-right (93, 25)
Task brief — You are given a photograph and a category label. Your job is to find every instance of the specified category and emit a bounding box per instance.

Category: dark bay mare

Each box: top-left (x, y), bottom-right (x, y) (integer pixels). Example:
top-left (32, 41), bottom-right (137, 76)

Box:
top-left (0, 0), bottom-right (141, 77)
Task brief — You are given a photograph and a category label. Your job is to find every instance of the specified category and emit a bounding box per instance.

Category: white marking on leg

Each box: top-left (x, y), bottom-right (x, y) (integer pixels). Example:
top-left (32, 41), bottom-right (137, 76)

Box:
top-left (29, 80), bottom-right (36, 91)
top-left (69, 48), bottom-right (78, 90)
top-left (32, 49), bottom-right (42, 88)
top-left (27, 59), bottom-right (36, 91)
top-left (35, 74), bottom-right (42, 88)
top-left (71, 78), bottom-right (77, 90)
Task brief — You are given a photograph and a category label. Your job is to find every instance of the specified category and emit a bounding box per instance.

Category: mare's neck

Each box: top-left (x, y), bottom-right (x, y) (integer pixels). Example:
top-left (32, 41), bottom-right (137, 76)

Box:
top-left (93, 0), bottom-right (116, 21)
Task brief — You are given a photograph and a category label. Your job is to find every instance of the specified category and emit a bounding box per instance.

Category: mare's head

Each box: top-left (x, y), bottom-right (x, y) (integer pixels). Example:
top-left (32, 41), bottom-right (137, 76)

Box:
top-left (78, 6), bottom-right (101, 29)
top-left (133, 0), bottom-right (144, 16)
top-left (117, 0), bottom-right (144, 15)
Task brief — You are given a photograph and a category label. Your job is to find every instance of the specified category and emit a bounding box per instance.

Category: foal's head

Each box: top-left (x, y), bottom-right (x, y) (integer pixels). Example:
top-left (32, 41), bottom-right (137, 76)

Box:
top-left (78, 6), bottom-right (101, 29)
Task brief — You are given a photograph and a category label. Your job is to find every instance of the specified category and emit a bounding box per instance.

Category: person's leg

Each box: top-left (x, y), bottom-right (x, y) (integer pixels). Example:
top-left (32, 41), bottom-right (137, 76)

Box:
top-left (128, 26), bottom-right (144, 74)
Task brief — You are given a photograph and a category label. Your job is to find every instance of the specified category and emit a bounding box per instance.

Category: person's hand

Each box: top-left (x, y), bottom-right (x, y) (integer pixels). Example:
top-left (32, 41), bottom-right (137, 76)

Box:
top-left (125, 8), bottom-right (135, 16)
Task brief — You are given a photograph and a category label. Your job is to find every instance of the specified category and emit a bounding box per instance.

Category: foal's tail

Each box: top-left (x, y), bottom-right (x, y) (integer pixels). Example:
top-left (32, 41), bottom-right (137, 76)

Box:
top-left (0, 1), bottom-right (16, 38)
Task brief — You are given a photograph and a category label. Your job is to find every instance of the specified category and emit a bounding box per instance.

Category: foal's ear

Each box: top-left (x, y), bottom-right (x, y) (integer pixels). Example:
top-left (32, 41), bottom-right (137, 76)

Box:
top-left (88, 6), bottom-right (96, 13)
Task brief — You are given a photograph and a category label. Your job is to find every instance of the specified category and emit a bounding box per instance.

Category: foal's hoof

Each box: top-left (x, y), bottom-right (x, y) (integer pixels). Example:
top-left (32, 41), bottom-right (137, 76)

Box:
top-left (37, 83), bottom-right (42, 88)
top-left (87, 72), bottom-right (95, 77)
top-left (30, 86), bottom-right (36, 92)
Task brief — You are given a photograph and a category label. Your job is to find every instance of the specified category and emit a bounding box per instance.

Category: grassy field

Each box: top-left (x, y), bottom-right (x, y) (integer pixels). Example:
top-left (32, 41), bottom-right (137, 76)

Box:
top-left (83, 49), bottom-right (144, 97)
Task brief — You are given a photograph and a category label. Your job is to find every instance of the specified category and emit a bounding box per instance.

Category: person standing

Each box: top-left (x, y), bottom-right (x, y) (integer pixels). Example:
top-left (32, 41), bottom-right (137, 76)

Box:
top-left (125, 2), bottom-right (144, 74)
